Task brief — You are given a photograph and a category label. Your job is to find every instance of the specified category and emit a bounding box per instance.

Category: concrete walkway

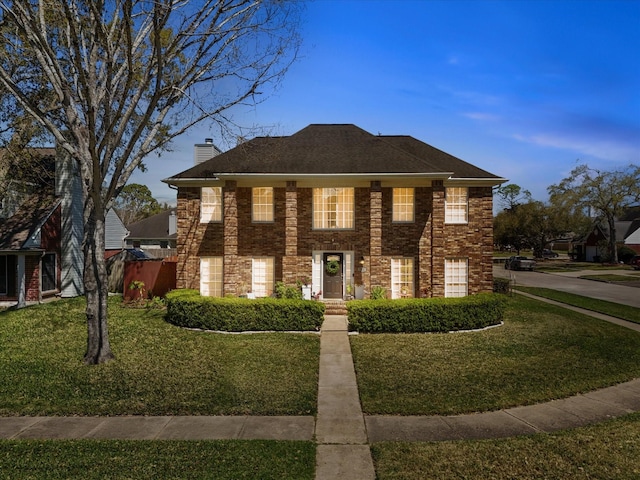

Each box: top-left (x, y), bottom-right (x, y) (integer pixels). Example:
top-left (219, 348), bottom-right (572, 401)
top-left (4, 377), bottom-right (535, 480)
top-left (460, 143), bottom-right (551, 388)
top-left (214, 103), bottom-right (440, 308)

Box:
top-left (1, 307), bottom-right (640, 480)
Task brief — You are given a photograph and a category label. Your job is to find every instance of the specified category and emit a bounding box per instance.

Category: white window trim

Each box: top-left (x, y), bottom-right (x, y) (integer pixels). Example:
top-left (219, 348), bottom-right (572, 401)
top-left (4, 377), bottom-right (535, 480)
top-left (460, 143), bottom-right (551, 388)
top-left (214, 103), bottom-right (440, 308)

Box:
top-left (445, 187), bottom-right (468, 224)
top-left (391, 257), bottom-right (414, 299)
top-left (445, 258), bottom-right (468, 298)
top-left (252, 257), bottom-right (274, 297)
top-left (200, 187), bottom-right (222, 223)
top-left (392, 188), bottom-right (415, 223)
top-left (313, 187), bottom-right (355, 230)
top-left (252, 187), bottom-right (274, 223)
top-left (200, 257), bottom-right (223, 297)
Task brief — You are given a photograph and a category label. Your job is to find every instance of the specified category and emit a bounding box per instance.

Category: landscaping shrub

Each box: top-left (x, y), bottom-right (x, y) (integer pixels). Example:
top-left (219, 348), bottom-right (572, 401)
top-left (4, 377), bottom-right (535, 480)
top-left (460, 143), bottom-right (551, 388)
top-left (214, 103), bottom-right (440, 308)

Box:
top-left (274, 281), bottom-right (303, 300)
top-left (347, 293), bottom-right (506, 333)
top-left (493, 277), bottom-right (511, 294)
top-left (165, 290), bottom-right (324, 331)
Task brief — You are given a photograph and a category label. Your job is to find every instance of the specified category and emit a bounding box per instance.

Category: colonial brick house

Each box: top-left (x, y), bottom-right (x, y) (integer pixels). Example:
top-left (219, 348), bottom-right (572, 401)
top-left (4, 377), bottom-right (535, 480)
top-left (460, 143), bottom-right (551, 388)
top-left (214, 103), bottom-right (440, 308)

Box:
top-left (164, 124), bottom-right (505, 300)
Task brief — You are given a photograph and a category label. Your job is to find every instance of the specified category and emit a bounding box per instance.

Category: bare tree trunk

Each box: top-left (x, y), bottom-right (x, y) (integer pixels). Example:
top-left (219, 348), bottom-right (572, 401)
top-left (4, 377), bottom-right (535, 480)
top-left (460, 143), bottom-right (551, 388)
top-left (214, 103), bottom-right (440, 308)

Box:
top-left (83, 198), bottom-right (114, 365)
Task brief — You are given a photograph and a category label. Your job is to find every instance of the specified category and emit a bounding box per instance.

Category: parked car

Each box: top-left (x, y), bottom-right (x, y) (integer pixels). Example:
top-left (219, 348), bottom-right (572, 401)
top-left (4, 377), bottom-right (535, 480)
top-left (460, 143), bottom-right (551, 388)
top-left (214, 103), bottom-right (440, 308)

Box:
top-left (630, 255), bottom-right (640, 270)
top-left (504, 256), bottom-right (536, 271)
top-left (541, 249), bottom-right (559, 259)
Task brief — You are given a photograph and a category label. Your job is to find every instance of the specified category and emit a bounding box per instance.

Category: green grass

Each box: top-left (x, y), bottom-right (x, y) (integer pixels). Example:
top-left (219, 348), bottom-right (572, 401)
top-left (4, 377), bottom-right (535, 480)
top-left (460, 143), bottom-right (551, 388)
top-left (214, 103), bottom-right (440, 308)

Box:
top-left (0, 297), bottom-right (319, 416)
top-left (580, 273), bottom-right (640, 282)
top-left (0, 440), bottom-right (315, 479)
top-left (371, 412), bottom-right (640, 480)
top-left (351, 295), bottom-right (640, 415)
top-left (515, 286), bottom-right (640, 324)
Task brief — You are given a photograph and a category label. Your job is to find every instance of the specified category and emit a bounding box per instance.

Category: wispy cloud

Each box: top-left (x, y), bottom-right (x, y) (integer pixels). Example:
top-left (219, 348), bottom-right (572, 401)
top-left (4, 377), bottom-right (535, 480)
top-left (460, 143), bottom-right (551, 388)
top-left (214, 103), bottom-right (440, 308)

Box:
top-left (462, 112), bottom-right (500, 122)
top-left (513, 132), bottom-right (639, 163)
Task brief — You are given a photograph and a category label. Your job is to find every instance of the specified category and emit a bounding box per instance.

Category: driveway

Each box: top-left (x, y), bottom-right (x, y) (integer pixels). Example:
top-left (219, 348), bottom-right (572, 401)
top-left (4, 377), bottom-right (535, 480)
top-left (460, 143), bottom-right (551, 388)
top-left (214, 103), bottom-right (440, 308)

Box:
top-left (493, 266), bottom-right (640, 309)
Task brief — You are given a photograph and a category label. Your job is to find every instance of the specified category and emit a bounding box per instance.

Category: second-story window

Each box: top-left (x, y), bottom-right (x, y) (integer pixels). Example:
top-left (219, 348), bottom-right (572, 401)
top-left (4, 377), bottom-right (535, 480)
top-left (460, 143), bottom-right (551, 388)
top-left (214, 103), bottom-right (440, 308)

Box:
top-left (252, 187), bottom-right (274, 222)
top-left (200, 186), bottom-right (222, 223)
top-left (445, 187), bottom-right (468, 224)
top-left (313, 187), bottom-right (354, 229)
top-left (392, 188), bottom-right (414, 222)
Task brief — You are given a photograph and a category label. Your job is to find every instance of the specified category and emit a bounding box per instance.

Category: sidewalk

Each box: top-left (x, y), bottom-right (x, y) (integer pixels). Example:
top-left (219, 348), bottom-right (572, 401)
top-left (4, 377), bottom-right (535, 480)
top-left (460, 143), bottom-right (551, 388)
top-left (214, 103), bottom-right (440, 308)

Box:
top-left (1, 310), bottom-right (640, 480)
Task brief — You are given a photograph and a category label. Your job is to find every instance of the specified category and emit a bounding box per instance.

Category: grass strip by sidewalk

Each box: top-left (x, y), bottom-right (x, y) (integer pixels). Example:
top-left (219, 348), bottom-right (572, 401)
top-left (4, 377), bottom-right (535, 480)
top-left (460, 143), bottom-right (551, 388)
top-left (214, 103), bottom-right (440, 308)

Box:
top-left (351, 295), bottom-right (640, 415)
top-left (371, 412), bottom-right (640, 480)
top-left (0, 297), bottom-right (319, 416)
top-left (0, 440), bottom-right (315, 480)
top-left (580, 273), bottom-right (640, 282)
top-left (515, 286), bottom-right (640, 324)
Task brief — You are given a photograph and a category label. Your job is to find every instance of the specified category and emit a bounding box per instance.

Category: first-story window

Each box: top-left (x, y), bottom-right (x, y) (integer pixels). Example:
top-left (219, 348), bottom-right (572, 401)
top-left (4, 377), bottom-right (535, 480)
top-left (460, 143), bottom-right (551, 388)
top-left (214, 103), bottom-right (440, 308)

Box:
top-left (445, 258), bottom-right (468, 297)
top-left (41, 253), bottom-right (56, 292)
top-left (0, 255), bottom-right (8, 295)
top-left (200, 186), bottom-right (222, 223)
top-left (391, 257), bottom-right (414, 299)
top-left (200, 257), bottom-right (223, 297)
top-left (252, 187), bottom-right (274, 222)
top-left (252, 257), bottom-right (274, 297)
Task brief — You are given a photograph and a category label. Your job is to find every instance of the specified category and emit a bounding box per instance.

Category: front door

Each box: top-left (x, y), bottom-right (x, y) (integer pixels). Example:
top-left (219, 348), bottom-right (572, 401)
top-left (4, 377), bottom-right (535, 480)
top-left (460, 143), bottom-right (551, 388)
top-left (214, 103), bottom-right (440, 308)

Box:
top-left (323, 253), bottom-right (343, 299)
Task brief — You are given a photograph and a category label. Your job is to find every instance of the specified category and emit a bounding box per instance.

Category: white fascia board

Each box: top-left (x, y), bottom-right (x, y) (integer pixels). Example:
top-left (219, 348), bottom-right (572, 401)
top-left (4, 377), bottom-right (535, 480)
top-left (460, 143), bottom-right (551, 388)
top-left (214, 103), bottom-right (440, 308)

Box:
top-left (164, 172), bottom-right (455, 188)
top-left (444, 177), bottom-right (508, 187)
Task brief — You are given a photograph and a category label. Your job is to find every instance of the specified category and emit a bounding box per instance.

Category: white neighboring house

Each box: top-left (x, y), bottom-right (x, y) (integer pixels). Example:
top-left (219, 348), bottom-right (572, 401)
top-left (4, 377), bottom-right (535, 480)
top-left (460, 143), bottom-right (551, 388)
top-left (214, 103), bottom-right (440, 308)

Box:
top-left (624, 219), bottom-right (640, 254)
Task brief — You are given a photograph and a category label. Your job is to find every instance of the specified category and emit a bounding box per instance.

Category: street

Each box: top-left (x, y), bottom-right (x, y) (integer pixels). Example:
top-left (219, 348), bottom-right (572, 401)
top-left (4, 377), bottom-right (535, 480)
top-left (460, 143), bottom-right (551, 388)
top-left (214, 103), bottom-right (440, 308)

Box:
top-left (493, 266), bottom-right (640, 309)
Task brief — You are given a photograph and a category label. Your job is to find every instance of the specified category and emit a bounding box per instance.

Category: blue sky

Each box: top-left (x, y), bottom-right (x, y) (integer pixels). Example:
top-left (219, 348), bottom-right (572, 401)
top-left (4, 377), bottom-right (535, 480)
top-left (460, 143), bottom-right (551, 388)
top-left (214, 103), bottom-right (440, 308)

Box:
top-left (133, 0), bottom-right (640, 207)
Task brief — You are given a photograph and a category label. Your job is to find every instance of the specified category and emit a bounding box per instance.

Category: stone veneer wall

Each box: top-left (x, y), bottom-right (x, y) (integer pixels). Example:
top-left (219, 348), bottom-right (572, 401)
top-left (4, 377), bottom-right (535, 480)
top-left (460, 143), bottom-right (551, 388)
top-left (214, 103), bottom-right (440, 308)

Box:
top-left (176, 183), bottom-right (494, 297)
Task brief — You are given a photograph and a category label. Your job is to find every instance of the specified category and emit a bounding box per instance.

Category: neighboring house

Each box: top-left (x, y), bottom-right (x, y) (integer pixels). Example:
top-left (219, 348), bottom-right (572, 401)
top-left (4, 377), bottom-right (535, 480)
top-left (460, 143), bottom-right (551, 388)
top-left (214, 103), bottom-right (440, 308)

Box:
top-left (125, 209), bottom-right (177, 253)
top-left (1, 146), bottom-right (128, 306)
top-left (105, 209), bottom-right (129, 259)
top-left (0, 194), bottom-right (62, 305)
top-left (624, 219), bottom-right (640, 254)
top-left (164, 124), bottom-right (506, 300)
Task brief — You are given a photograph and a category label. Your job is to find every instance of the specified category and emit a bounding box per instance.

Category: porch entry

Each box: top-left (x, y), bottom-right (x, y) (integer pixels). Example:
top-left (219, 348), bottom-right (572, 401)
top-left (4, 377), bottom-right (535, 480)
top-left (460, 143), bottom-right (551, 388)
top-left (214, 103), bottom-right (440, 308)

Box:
top-left (323, 253), bottom-right (343, 299)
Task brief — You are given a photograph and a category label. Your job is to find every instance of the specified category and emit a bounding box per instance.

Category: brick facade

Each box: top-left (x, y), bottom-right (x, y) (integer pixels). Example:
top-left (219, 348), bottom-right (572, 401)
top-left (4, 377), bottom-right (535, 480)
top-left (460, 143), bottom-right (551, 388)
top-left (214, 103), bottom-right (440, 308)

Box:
top-left (176, 182), bottom-right (494, 299)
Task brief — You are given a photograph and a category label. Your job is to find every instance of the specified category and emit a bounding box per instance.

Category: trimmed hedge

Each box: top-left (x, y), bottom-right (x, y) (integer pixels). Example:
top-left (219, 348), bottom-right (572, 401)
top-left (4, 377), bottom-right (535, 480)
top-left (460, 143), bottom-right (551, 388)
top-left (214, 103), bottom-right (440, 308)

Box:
top-left (346, 293), bottom-right (506, 333)
top-left (493, 277), bottom-right (511, 294)
top-left (165, 290), bottom-right (325, 332)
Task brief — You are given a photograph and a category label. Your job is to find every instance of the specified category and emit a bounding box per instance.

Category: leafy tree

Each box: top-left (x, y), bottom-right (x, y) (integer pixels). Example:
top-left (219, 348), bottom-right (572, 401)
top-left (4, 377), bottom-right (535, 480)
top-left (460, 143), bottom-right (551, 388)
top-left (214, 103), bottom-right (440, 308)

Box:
top-left (494, 183), bottom-right (588, 256)
top-left (113, 183), bottom-right (162, 226)
top-left (0, 0), bottom-right (302, 364)
top-left (494, 183), bottom-right (531, 211)
top-left (548, 164), bottom-right (640, 263)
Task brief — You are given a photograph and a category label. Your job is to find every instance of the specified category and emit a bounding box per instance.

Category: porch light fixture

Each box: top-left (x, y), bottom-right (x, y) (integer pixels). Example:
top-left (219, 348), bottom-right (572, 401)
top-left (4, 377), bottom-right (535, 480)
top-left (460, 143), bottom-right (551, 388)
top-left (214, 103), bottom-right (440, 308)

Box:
top-left (359, 256), bottom-right (365, 265)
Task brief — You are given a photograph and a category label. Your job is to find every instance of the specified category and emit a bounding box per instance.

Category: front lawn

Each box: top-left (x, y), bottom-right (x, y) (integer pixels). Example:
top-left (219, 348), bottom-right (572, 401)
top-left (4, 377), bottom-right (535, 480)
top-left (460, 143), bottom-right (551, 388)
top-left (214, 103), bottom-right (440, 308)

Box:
top-left (351, 295), bottom-right (640, 415)
top-left (372, 413), bottom-right (640, 480)
top-left (0, 297), bottom-right (319, 416)
top-left (0, 440), bottom-right (315, 480)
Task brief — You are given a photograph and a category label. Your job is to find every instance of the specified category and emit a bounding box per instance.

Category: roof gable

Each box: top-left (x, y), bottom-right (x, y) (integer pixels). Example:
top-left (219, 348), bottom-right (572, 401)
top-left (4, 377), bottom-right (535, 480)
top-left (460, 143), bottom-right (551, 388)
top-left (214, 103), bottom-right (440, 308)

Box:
top-left (0, 194), bottom-right (60, 250)
top-left (165, 124), bottom-right (502, 182)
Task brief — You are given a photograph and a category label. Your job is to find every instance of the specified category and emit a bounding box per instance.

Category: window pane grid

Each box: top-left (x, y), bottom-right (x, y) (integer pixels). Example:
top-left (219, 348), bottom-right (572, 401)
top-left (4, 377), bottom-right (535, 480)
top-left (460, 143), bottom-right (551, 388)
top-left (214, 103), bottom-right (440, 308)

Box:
top-left (252, 257), bottom-right (274, 297)
top-left (391, 258), bottom-right (414, 298)
top-left (252, 187), bottom-right (274, 222)
top-left (200, 257), bottom-right (223, 297)
top-left (313, 188), bottom-right (354, 229)
top-left (201, 187), bottom-right (222, 223)
top-left (445, 187), bottom-right (468, 223)
top-left (393, 188), bottom-right (414, 222)
top-left (445, 258), bottom-right (468, 297)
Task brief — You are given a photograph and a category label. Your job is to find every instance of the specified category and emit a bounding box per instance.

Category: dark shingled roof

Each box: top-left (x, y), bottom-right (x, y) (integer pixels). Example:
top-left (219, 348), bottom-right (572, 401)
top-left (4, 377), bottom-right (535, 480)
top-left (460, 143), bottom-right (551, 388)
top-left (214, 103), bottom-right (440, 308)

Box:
top-left (0, 194), bottom-right (60, 250)
top-left (166, 124), bottom-right (502, 181)
top-left (126, 210), bottom-right (176, 240)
